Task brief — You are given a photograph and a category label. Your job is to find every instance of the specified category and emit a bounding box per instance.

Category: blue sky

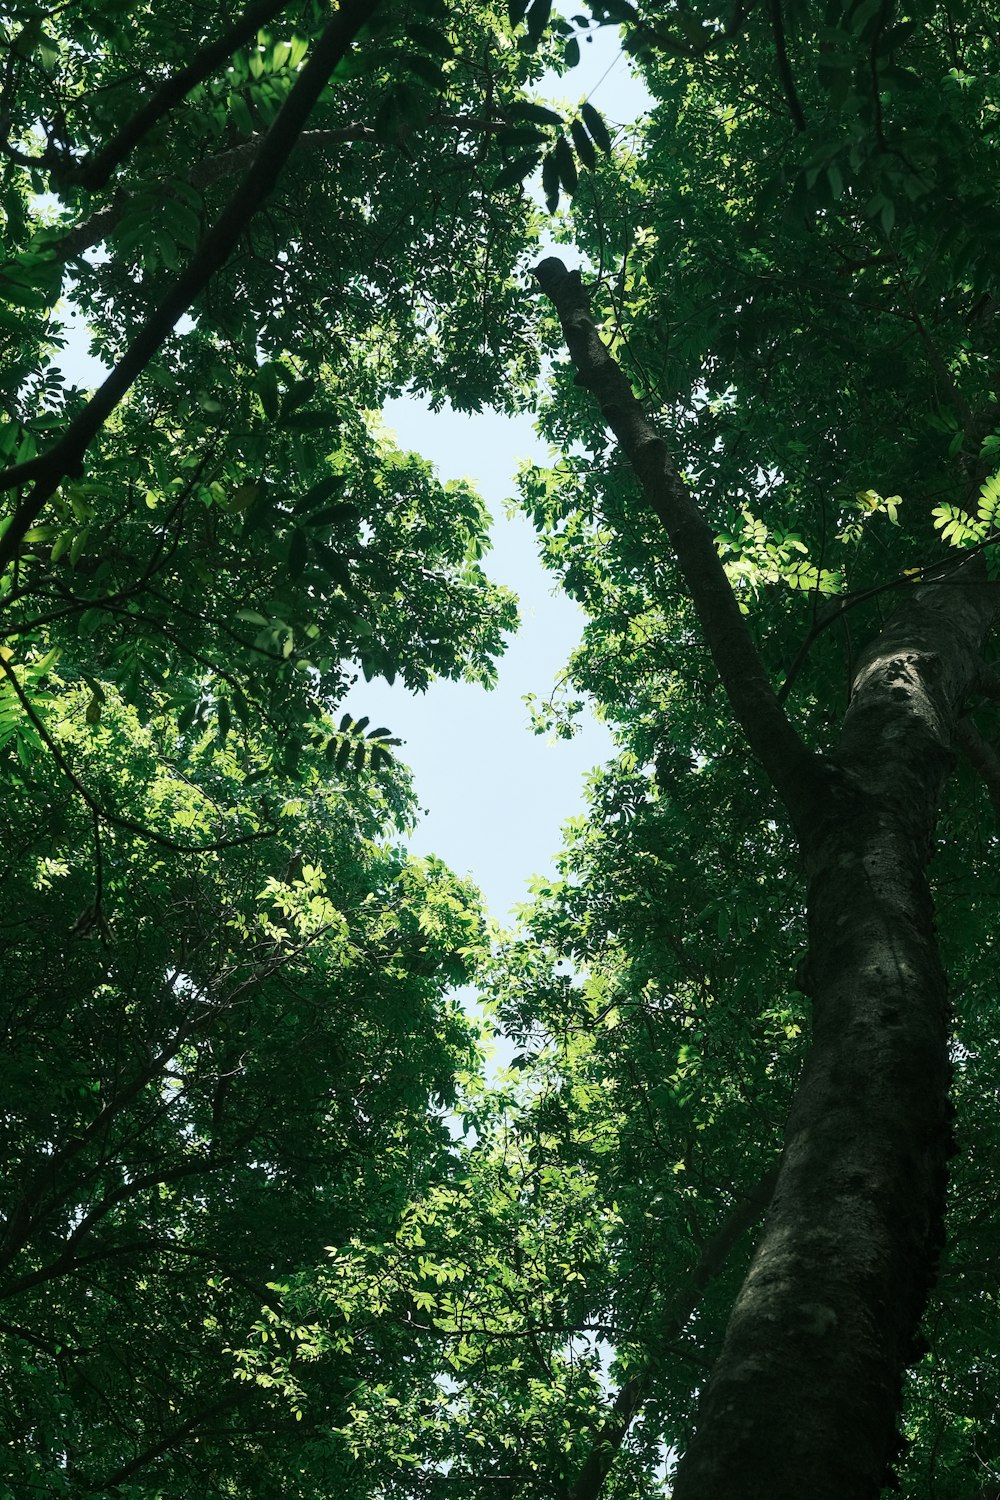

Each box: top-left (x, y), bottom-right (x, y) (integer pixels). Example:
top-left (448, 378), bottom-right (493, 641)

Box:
top-left (349, 33), bottom-right (652, 919)
top-left (52, 21), bottom-right (652, 922)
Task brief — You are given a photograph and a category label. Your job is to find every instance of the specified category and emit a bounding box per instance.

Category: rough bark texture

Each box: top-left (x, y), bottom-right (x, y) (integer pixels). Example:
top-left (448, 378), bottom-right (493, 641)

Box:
top-left (670, 577), bottom-right (1000, 1500)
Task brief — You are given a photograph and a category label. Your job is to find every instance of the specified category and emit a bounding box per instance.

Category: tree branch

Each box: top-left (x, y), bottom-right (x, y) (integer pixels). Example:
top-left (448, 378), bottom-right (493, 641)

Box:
top-left (0, 650), bottom-right (275, 854)
top-left (3, 0), bottom-right (291, 189)
top-left (89, 1387), bottom-right (247, 1492)
top-left (0, 0), bottom-right (383, 562)
top-left (568, 1164), bottom-right (779, 1500)
top-left (954, 717), bottom-right (1000, 817)
top-left (534, 256), bottom-right (821, 829)
top-left (48, 114), bottom-right (507, 266)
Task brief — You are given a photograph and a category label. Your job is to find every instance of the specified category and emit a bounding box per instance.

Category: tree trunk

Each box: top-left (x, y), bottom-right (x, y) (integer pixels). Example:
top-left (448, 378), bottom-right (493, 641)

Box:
top-left (534, 256), bottom-right (1000, 1497)
top-left (670, 575), bottom-right (1000, 1499)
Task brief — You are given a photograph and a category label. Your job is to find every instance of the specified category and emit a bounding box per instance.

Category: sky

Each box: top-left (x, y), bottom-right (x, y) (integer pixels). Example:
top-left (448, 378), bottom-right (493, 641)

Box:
top-left (344, 31), bottom-right (653, 920)
top-left (52, 20), bottom-right (653, 922)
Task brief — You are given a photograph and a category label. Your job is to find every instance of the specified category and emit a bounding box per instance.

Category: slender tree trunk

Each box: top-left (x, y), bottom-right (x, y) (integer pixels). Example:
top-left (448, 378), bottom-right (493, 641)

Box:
top-left (670, 576), bottom-right (1000, 1499)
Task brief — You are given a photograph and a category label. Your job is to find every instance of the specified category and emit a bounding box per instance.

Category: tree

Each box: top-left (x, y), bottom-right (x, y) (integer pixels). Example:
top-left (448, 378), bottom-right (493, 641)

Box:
top-left (521, 3), bottom-right (1000, 1494)
top-left (0, 702), bottom-right (489, 1494)
top-left (5, 0), bottom-right (1000, 1496)
top-left (0, 0), bottom-right (555, 1489)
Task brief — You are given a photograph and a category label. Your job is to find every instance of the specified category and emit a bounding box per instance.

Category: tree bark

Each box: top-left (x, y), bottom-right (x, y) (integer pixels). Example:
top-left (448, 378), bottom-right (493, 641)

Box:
top-left (670, 576), bottom-right (1000, 1499)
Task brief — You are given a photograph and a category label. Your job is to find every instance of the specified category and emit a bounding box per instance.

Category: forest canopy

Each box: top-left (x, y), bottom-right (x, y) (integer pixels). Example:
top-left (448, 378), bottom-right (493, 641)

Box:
top-left (3, 0), bottom-right (1000, 1496)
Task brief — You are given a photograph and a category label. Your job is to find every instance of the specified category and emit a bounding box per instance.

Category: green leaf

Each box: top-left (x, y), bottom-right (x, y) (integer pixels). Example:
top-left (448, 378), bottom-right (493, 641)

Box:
top-left (405, 22), bottom-right (453, 58)
top-left (554, 135), bottom-right (578, 196)
top-left (312, 541), bottom-right (353, 588)
top-left (287, 528), bottom-right (308, 579)
top-left (494, 152), bottom-right (541, 189)
top-left (570, 118), bottom-right (597, 170)
top-left (580, 101), bottom-right (613, 153)
top-left (229, 93), bottom-right (255, 137)
top-left (0, 304), bottom-right (29, 334)
top-left (542, 153), bottom-right (560, 212)
top-left (526, 0), bottom-right (552, 46)
top-left (302, 504), bottom-right (356, 528)
top-left (507, 102), bottom-right (563, 127)
top-left (256, 362), bottom-right (281, 420)
top-left (282, 410), bottom-right (340, 433)
top-left (293, 474), bottom-right (349, 515)
top-left (401, 54), bottom-right (446, 88)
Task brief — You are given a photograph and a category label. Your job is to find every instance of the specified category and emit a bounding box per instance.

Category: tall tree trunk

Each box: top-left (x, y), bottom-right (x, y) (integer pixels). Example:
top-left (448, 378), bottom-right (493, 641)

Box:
top-left (670, 577), bottom-right (1000, 1500)
top-left (535, 257), bottom-right (1000, 1498)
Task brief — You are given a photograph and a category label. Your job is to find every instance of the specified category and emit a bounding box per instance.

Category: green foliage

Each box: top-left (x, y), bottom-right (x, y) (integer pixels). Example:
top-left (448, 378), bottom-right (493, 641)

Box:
top-left (0, 0), bottom-right (547, 1490)
top-left (6, 0), bottom-right (1000, 1494)
top-left (0, 692), bottom-right (488, 1494)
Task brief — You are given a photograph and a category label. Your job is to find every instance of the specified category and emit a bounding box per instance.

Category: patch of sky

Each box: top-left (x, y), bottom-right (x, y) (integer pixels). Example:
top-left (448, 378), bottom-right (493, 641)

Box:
top-left (41, 15), bottom-right (653, 923)
top-left (347, 22), bottom-right (653, 920)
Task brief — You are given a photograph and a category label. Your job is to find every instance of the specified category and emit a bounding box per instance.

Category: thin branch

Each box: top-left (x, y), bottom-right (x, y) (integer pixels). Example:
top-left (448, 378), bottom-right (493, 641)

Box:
top-left (534, 257), bottom-right (821, 830)
top-left (767, 0), bottom-right (806, 131)
top-left (0, 1316), bottom-right (79, 1357)
top-left (89, 1387), bottom-right (247, 1492)
top-left (190, 113), bottom-right (506, 187)
top-left (190, 122), bottom-right (378, 186)
top-left (568, 1164), bottom-right (779, 1500)
top-left (0, 0), bottom-right (383, 562)
top-left (68, 805), bottom-right (108, 939)
top-left (46, 113), bottom-right (506, 266)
